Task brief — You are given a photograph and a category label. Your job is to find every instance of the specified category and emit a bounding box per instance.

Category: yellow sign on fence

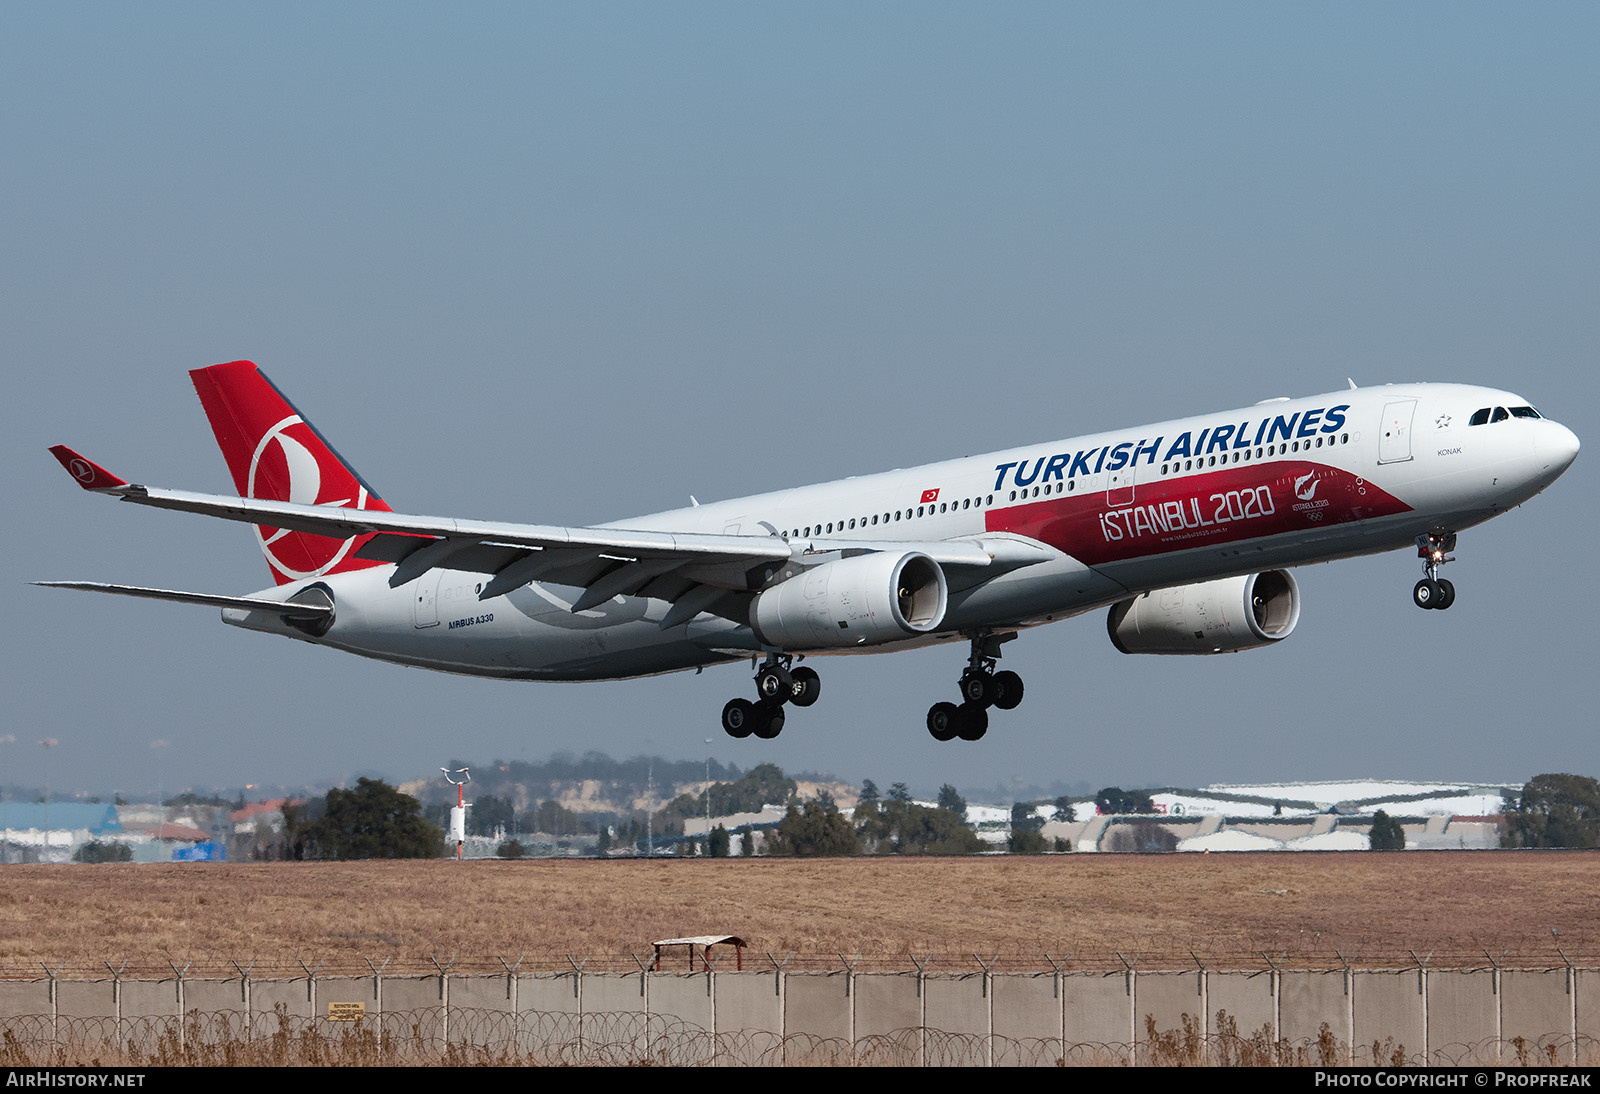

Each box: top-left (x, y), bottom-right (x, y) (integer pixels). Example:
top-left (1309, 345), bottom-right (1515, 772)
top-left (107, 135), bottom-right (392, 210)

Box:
top-left (327, 1002), bottom-right (366, 1021)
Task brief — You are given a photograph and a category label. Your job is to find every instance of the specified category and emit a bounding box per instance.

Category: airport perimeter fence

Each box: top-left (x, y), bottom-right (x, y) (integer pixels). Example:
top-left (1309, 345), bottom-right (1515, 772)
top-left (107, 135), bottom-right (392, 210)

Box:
top-left (3, 951), bottom-right (1599, 1066)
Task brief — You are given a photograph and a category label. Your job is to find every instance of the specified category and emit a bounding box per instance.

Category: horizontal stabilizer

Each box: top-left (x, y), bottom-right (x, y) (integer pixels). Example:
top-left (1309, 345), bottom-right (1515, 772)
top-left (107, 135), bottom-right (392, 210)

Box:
top-left (32, 581), bottom-right (333, 618)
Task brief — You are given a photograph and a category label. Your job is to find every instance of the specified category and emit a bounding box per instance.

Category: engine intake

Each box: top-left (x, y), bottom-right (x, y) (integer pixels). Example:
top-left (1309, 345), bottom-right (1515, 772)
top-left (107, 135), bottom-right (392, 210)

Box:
top-left (752, 552), bottom-right (948, 650)
top-left (1107, 570), bottom-right (1300, 655)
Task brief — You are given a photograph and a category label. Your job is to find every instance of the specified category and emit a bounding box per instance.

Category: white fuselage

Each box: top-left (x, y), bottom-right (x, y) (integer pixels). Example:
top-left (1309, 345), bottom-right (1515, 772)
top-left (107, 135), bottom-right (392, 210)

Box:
top-left (226, 382), bottom-right (1578, 680)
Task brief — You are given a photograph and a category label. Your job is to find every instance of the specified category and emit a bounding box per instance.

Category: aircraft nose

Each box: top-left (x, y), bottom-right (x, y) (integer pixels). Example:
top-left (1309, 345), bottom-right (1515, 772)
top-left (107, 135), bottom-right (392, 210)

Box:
top-left (1538, 420), bottom-right (1580, 475)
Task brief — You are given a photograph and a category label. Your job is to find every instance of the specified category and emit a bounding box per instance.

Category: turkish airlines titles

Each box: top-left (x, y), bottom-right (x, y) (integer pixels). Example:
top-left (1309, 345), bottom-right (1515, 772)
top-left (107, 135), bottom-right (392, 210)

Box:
top-left (990, 404), bottom-right (1351, 492)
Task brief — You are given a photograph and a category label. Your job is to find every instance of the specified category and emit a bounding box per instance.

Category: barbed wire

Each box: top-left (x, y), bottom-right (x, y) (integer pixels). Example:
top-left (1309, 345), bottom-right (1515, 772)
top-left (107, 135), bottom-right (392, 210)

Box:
top-left (0, 942), bottom-right (1590, 980)
top-left (1, 1008), bottom-right (1594, 1067)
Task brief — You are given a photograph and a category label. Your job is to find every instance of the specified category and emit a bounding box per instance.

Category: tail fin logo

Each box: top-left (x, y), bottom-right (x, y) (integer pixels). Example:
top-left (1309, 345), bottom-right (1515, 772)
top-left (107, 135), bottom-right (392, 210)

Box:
top-left (248, 414), bottom-right (372, 581)
top-left (191, 361), bottom-right (393, 586)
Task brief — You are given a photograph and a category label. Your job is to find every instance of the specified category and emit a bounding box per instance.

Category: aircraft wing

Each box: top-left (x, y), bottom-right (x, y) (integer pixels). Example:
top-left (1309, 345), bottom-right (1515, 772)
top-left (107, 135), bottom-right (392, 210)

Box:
top-left (48, 446), bottom-right (1031, 616)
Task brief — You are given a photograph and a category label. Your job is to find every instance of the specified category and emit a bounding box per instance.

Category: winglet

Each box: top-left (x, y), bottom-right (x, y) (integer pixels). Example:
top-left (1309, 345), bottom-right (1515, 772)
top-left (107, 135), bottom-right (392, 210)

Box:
top-left (48, 445), bottom-right (129, 491)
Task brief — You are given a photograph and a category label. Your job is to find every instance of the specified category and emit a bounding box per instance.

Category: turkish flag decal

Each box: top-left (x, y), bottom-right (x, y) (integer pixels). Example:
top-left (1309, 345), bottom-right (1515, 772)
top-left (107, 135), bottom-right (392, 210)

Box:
top-left (920, 488), bottom-right (939, 504)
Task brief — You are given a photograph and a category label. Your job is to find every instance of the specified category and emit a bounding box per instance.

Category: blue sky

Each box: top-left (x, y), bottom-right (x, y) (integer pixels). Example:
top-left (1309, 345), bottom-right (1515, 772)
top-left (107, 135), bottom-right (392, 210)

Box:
top-left (4, 3), bottom-right (1595, 802)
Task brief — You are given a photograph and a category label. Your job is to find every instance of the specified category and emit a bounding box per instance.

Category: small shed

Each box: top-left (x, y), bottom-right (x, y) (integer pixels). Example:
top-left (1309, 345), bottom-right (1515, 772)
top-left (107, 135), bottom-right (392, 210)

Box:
top-left (652, 935), bottom-right (747, 972)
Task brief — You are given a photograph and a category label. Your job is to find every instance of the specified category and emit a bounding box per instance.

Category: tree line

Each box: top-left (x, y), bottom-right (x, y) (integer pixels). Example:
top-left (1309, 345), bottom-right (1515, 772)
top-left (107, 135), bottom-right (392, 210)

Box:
top-left (1501, 773), bottom-right (1600, 848)
top-left (261, 769), bottom-right (1600, 860)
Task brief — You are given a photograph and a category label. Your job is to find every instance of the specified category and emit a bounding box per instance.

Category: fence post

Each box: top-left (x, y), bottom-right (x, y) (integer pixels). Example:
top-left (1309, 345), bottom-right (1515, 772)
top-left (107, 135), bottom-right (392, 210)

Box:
top-left (298, 960), bottom-right (322, 1035)
top-left (701, 948), bottom-right (721, 1062)
top-left (227, 961), bottom-right (254, 1047)
top-left (1409, 949), bottom-right (1434, 1065)
top-left (106, 961), bottom-right (128, 1053)
top-left (765, 953), bottom-right (791, 1065)
top-left (910, 953), bottom-right (933, 1067)
top-left (1555, 945), bottom-right (1579, 1066)
top-left (1483, 949), bottom-right (1507, 1064)
top-left (167, 960), bottom-right (191, 1056)
top-left (1044, 952), bottom-right (1068, 1066)
top-left (838, 953), bottom-right (861, 1061)
top-left (40, 962), bottom-right (63, 1063)
top-left (1190, 951), bottom-right (1212, 1062)
top-left (1116, 951), bottom-right (1140, 1065)
top-left (362, 958), bottom-right (389, 1059)
top-left (497, 956), bottom-right (523, 1063)
top-left (498, 956), bottom-right (524, 1006)
top-left (1335, 950), bottom-right (1358, 1066)
top-left (1260, 951), bottom-right (1286, 1046)
top-left (973, 954), bottom-right (998, 1068)
top-left (565, 955), bottom-right (588, 1060)
top-left (429, 956), bottom-right (455, 1046)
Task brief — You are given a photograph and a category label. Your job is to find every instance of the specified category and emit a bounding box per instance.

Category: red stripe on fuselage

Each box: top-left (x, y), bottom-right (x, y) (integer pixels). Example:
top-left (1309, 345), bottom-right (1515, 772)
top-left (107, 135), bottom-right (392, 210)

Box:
top-left (985, 461), bottom-right (1411, 565)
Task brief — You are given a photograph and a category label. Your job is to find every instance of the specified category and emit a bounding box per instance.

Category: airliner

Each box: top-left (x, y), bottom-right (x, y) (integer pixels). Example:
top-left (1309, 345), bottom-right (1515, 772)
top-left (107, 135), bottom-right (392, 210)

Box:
top-left (41, 362), bottom-right (1578, 742)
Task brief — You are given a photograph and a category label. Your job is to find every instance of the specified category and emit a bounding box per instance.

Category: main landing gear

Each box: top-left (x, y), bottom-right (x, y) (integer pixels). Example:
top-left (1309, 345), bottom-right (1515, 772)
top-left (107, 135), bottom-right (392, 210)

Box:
top-left (721, 653), bottom-right (819, 739)
top-left (927, 632), bottom-right (1024, 743)
top-left (1412, 529), bottom-right (1458, 611)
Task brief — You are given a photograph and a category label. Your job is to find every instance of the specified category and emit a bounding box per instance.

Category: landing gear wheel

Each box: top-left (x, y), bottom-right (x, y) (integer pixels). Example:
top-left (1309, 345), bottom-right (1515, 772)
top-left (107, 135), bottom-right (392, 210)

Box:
top-left (927, 702), bottom-right (961, 742)
top-left (1414, 529), bottom-right (1459, 611)
top-left (1435, 579), bottom-right (1456, 610)
top-left (721, 698), bottom-right (756, 738)
top-left (755, 664), bottom-right (793, 702)
top-left (960, 672), bottom-right (997, 707)
top-left (789, 666), bottom-right (821, 707)
top-left (1413, 579), bottom-right (1442, 610)
top-left (992, 670), bottom-right (1024, 711)
top-left (753, 699), bottom-right (785, 739)
top-left (956, 703), bottom-right (989, 741)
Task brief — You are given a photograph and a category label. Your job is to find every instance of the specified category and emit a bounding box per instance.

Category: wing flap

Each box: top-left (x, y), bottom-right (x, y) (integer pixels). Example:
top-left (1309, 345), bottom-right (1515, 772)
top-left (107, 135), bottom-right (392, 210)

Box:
top-left (659, 583), bottom-right (737, 630)
top-left (569, 558), bottom-right (685, 613)
top-left (478, 548), bottom-right (598, 600)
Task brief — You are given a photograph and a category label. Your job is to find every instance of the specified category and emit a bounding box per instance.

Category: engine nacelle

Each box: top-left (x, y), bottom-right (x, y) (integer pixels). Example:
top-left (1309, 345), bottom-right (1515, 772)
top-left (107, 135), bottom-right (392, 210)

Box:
top-left (751, 552), bottom-right (948, 650)
top-left (1107, 570), bottom-right (1300, 655)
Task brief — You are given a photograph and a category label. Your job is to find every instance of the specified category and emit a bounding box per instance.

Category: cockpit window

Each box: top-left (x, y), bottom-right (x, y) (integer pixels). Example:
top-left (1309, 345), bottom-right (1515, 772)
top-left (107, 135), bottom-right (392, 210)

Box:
top-left (1470, 405), bottom-right (1540, 425)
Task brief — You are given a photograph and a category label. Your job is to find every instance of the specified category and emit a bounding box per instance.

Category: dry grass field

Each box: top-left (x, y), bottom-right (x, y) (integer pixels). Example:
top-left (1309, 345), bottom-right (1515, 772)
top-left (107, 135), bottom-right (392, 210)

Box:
top-left (1, 851), bottom-right (1595, 977)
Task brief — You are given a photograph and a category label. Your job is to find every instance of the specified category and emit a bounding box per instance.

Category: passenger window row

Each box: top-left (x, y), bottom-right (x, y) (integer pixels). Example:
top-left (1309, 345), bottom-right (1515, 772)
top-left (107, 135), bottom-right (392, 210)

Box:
top-left (779, 495), bottom-right (997, 540)
top-left (1159, 434), bottom-right (1351, 476)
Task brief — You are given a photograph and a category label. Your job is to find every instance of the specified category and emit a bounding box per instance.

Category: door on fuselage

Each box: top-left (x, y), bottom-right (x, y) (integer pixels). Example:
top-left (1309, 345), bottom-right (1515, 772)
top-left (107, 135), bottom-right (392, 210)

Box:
top-left (413, 572), bottom-right (440, 628)
top-left (1378, 399), bottom-right (1417, 464)
top-left (1106, 463), bottom-right (1136, 507)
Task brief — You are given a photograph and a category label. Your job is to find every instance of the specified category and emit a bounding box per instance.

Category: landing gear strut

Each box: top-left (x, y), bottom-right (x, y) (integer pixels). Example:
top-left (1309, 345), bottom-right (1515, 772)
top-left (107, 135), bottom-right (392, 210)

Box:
top-left (927, 631), bottom-right (1024, 742)
top-left (1413, 529), bottom-right (1458, 611)
top-left (721, 653), bottom-right (818, 738)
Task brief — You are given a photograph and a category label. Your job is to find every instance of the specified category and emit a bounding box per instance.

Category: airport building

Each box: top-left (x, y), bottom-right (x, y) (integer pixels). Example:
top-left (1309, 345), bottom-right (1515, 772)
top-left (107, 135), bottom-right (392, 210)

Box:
top-left (1039, 780), bottom-right (1510, 852)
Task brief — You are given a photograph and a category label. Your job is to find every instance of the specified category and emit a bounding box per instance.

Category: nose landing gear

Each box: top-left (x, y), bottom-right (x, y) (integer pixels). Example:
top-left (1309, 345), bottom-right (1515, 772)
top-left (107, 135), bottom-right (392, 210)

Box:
top-left (1413, 530), bottom-right (1458, 610)
top-left (927, 631), bottom-right (1023, 742)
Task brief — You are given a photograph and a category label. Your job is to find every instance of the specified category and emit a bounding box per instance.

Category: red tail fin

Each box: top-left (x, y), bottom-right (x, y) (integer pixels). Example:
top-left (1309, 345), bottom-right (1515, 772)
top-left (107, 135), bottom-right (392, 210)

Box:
top-left (190, 361), bottom-right (394, 585)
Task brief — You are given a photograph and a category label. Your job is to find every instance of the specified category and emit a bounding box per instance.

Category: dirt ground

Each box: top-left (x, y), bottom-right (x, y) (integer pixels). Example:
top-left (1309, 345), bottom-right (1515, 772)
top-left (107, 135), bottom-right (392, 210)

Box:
top-left (1, 851), bottom-right (1593, 978)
